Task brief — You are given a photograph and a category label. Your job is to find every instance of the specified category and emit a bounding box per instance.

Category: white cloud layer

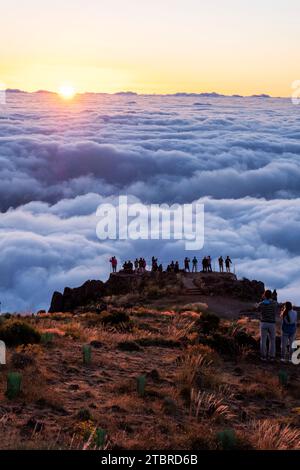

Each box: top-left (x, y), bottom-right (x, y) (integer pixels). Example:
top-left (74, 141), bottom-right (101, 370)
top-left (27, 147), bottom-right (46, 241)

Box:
top-left (0, 93), bottom-right (299, 311)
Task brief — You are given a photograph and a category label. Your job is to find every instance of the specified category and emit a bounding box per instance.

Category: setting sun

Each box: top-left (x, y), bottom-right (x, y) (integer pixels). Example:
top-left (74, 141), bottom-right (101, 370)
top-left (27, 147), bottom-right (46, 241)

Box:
top-left (58, 84), bottom-right (76, 100)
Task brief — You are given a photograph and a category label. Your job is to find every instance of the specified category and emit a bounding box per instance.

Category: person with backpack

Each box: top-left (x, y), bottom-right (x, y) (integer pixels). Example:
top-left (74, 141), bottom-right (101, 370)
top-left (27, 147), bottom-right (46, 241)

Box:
top-left (280, 301), bottom-right (298, 363)
top-left (257, 290), bottom-right (278, 361)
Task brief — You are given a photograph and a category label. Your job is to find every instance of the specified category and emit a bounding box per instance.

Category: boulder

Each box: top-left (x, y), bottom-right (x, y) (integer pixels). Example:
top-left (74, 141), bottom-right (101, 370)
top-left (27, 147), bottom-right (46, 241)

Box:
top-left (49, 292), bottom-right (64, 313)
top-left (49, 280), bottom-right (105, 313)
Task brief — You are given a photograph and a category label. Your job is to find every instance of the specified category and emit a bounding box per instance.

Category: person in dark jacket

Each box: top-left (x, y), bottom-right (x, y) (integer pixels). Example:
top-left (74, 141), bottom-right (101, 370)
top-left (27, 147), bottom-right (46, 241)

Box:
top-left (257, 290), bottom-right (278, 361)
top-left (184, 257), bottom-right (190, 272)
top-left (225, 256), bottom-right (232, 273)
top-left (218, 256), bottom-right (224, 273)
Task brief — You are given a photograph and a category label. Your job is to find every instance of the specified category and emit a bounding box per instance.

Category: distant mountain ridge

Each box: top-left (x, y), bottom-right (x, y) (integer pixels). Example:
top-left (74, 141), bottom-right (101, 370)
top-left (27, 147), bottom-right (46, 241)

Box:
top-left (5, 89), bottom-right (273, 98)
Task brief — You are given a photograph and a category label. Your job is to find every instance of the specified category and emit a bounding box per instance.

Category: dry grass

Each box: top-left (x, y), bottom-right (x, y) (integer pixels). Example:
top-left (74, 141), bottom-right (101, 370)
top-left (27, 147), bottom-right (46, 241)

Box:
top-left (240, 370), bottom-right (283, 400)
top-left (1, 303), bottom-right (300, 450)
top-left (249, 419), bottom-right (300, 450)
top-left (190, 389), bottom-right (236, 423)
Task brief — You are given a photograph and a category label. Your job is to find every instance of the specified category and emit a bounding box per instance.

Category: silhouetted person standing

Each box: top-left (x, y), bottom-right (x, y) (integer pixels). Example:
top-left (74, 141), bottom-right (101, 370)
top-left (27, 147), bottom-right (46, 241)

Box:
top-left (134, 258), bottom-right (139, 272)
top-left (272, 289), bottom-right (278, 302)
top-left (184, 257), bottom-right (190, 272)
top-left (110, 256), bottom-right (118, 273)
top-left (225, 256), bottom-right (232, 273)
top-left (192, 256), bottom-right (198, 272)
top-left (207, 256), bottom-right (212, 272)
top-left (218, 256), bottom-right (224, 273)
top-left (151, 256), bottom-right (158, 271)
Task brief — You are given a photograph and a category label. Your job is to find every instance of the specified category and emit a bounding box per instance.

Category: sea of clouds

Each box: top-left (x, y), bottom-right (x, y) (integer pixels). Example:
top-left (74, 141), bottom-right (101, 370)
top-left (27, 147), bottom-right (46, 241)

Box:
top-left (0, 92), bottom-right (299, 311)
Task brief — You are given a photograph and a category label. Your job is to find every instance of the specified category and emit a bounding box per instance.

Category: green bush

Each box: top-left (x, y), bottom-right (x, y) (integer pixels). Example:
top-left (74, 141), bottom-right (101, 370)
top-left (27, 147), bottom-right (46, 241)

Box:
top-left (41, 332), bottom-right (54, 345)
top-left (77, 408), bottom-right (92, 421)
top-left (217, 429), bottom-right (237, 450)
top-left (0, 320), bottom-right (41, 346)
top-left (6, 372), bottom-right (22, 399)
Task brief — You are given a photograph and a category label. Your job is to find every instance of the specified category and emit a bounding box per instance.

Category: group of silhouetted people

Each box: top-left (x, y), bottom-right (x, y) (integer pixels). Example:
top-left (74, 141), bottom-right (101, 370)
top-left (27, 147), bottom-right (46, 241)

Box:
top-left (151, 257), bottom-right (163, 272)
top-left (257, 289), bottom-right (298, 363)
top-left (121, 258), bottom-right (147, 273)
top-left (183, 255), bottom-right (233, 273)
top-left (109, 254), bottom-right (298, 363)
top-left (218, 256), bottom-right (232, 273)
top-left (110, 255), bottom-right (234, 275)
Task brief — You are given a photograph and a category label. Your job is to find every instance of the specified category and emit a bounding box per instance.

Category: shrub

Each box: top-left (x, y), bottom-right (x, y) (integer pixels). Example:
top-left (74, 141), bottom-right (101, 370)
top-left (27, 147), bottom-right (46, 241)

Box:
top-left (200, 325), bottom-right (257, 357)
top-left (136, 337), bottom-right (180, 348)
top-left (11, 352), bottom-right (35, 369)
top-left (117, 341), bottom-right (142, 352)
top-left (176, 303), bottom-right (208, 314)
top-left (99, 310), bottom-right (130, 325)
top-left (63, 324), bottom-right (82, 340)
top-left (6, 372), bottom-right (22, 399)
top-left (197, 311), bottom-right (220, 334)
top-left (145, 286), bottom-right (163, 299)
top-left (177, 353), bottom-right (211, 392)
top-left (77, 408), bottom-right (92, 422)
top-left (217, 429), bottom-right (237, 450)
top-left (0, 320), bottom-right (41, 346)
top-left (41, 332), bottom-right (54, 345)
top-left (231, 326), bottom-right (257, 349)
top-left (204, 332), bottom-right (237, 356)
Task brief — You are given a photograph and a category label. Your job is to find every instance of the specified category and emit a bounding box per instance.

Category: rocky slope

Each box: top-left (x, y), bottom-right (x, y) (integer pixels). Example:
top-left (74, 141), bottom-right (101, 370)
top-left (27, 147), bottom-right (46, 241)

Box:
top-left (49, 272), bottom-right (265, 314)
top-left (1, 301), bottom-right (299, 450)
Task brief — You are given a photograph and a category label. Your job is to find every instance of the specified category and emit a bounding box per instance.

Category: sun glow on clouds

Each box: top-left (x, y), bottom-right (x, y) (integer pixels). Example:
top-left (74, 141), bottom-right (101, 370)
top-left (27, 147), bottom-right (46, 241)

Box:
top-left (58, 84), bottom-right (76, 100)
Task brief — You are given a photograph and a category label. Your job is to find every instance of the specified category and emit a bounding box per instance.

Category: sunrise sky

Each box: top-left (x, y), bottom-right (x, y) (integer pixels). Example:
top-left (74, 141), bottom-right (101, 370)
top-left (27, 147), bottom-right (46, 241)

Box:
top-left (1, 0), bottom-right (299, 96)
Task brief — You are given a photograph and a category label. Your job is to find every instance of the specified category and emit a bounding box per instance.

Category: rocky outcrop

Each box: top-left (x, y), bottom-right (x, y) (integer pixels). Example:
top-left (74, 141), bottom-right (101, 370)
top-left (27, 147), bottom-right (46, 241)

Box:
top-left (49, 280), bottom-right (106, 313)
top-left (48, 271), bottom-right (265, 313)
top-left (193, 273), bottom-right (264, 301)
